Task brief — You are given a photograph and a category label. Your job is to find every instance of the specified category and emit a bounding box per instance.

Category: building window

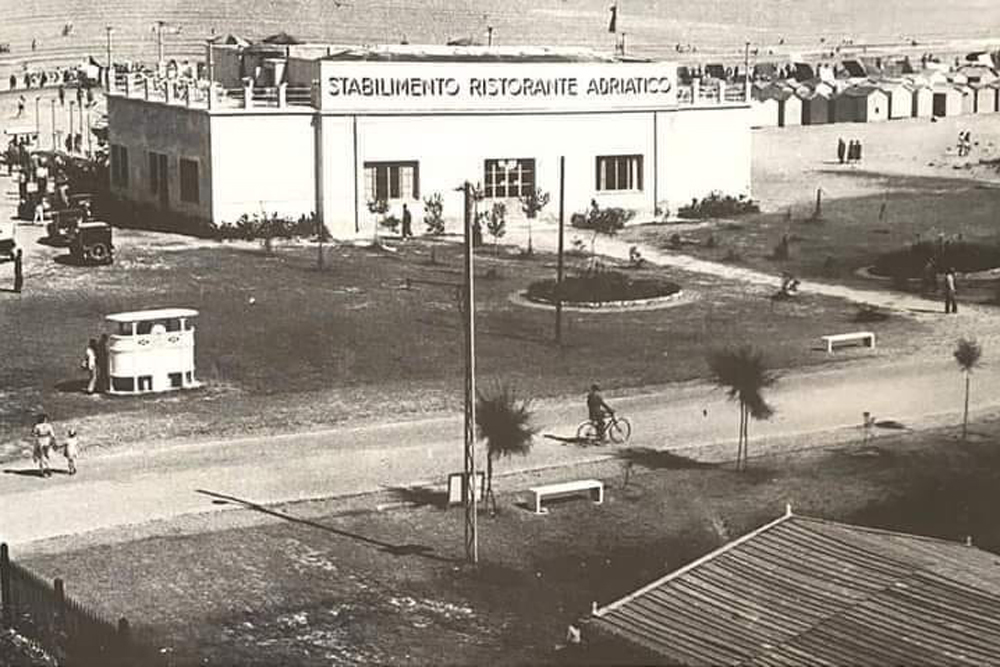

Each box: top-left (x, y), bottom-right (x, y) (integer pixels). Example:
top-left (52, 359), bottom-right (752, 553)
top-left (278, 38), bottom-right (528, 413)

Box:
top-left (111, 144), bottom-right (129, 187)
top-left (148, 151), bottom-right (166, 195)
top-left (364, 161), bottom-right (419, 201)
top-left (484, 158), bottom-right (535, 198)
top-left (596, 155), bottom-right (643, 192)
top-left (180, 159), bottom-right (199, 204)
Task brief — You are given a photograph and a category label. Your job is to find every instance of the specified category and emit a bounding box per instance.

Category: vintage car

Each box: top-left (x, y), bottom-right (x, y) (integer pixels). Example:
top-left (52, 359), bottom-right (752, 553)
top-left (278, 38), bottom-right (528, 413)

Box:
top-left (69, 222), bottom-right (114, 265)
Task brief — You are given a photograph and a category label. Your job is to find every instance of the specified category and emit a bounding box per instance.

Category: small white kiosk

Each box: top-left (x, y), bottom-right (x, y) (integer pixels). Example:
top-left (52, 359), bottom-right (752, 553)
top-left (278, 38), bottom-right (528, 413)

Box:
top-left (105, 308), bottom-right (201, 395)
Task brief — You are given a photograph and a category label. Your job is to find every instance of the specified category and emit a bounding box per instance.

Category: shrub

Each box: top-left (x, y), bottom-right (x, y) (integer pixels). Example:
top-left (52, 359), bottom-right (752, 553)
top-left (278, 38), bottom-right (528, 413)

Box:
top-left (526, 270), bottom-right (680, 304)
top-left (486, 202), bottom-right (507, 255)
top-left (423, 193), bottom-right (445, 235)
top-left (677, 191), bottom-right (760, 219)
top-left (381, 214), bottom-right (401, 233)
top-left (518, 187), bottom-right (550, 219)
top-left (571, 200), bottom-right (636, 267)
top-left (871, 240), bottom-right (1000, 278)
top-left (668, 233), bottom-right (683, 249)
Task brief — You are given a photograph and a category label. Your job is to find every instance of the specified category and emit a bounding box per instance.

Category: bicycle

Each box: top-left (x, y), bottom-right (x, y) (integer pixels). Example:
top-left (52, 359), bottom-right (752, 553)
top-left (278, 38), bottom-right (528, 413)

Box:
top-left (576, 413), bottom-right (632, 444)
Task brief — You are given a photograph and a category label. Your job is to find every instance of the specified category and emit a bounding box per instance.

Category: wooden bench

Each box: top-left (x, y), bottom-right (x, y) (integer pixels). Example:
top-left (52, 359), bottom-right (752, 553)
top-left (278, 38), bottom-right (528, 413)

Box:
top-left (821, 331), bottom-right (876, 353)
top-left (529, 479), bottom-right (604, 515)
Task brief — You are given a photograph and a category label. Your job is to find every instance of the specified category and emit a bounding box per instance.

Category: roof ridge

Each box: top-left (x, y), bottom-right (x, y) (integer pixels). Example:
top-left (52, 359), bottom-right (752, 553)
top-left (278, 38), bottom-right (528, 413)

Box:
top-left (796, 515), bottom-right (990, 552)
top-left (592, 508), bottom-right (795, 618)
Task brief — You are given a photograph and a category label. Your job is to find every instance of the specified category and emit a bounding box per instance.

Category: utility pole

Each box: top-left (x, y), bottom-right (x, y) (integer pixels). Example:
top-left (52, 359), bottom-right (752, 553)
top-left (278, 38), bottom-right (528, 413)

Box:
top-left (555, 156), bottom-right (565, 345)
top-left (105, 26), bottom-right (114, 89)
top-left (34, 96), bottom-right (40, 142)
top-left (155, 21), bottom-right (166, 68)
top-left (462, 181), bottom-right (478, 565)
top-left (50, 100), bottom-right (56, 151)
top-left (744, 41), bottom-right (751, 98)
top-left (487, 26), bottom-right (494, 47)
top-left (68, 101), bottom-right (74, 151)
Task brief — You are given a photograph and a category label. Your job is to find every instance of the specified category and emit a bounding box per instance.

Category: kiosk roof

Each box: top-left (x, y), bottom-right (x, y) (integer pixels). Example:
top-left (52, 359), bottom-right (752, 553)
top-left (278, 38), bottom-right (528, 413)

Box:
top-left (105, 308), bottom-right (199, 323)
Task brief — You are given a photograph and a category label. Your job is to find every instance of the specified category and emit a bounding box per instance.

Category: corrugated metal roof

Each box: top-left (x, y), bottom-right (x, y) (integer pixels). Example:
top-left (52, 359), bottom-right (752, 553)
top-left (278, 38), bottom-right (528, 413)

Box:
top-left (586, 513), bottom-right (1000, 666)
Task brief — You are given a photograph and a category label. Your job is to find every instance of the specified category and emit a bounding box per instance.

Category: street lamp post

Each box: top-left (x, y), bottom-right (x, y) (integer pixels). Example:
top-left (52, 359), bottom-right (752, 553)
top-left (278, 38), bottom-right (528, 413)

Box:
top-left (68, 101), bottom-right (75, 152)
top-left (50, 100), bottom-right (56, 151)
top-left (462, 181), bottom-right (478, 565)
top-left (34, 96), bottom-right (40, 144)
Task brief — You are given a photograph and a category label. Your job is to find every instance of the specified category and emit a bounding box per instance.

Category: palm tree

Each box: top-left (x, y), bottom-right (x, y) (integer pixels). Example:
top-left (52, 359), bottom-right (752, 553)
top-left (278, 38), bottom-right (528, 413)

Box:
top-left (475, 383), bottom-right (538, 514)
top-left (953, 338), bottom-right (982, 441)
top-left (707, 345), bottom-right (778, 471)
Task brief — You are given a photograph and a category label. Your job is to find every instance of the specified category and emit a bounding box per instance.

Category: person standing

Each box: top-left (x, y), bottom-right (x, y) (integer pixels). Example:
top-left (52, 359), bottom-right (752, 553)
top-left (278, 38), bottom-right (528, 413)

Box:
top-left (837, 137), bottom-right (846, 164)
top-left (63, 428), bottom-right (79, 475)
top-left (944, 267), bottom-right (958, 314)
top-left (33, 201), bottom-right (45, 225)
top-left (855, 139), bottom-right (863, 163)
top-left (83, 338), bottom-right (98, 394)
top-left (8, 74), bottom-right (16, 90)
top-left (58, 83), bottom-right (65, 105)
top-left (32, 414), bottom-right (55, 477)
top-left (401, 203), bottom-right (413, 238)
top-left (16, 95), bottom-right (25, 117)
top-left (13, 247), bottom-right (23, 293)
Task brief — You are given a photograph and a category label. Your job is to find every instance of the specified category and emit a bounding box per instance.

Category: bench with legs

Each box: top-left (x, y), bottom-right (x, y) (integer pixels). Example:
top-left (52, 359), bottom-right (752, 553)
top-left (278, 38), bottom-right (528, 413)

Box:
top-left (821, 331), bottom-right (875, 353)
top-left (529, 479), bottom-right (604, 515)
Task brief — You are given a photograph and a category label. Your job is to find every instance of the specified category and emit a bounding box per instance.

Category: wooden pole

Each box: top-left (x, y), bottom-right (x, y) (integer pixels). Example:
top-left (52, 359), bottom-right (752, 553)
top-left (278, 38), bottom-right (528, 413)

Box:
top-left (1, 543), bottom-right (11, 628)
top-left (556, 156), bottom-right (565, 345)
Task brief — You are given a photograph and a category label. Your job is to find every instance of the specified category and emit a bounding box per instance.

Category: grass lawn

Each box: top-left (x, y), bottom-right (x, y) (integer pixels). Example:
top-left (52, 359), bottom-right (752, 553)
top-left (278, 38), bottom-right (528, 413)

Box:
top-left (624, 170), bottom-right (1000, 301)
top-left (0, 230), bottom-right (928, 461)
top-left (18, 419), bottom-right (1000, 665)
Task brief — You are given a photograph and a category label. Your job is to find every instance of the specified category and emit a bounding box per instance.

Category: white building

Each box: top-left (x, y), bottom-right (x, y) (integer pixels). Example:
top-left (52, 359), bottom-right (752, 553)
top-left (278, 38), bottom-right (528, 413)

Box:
top-left (106, 45), bottom-right (752, 239)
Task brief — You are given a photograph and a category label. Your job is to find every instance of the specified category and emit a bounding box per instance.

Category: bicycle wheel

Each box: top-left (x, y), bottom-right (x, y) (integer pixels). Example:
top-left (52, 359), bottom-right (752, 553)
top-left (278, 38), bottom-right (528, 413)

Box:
top-left (577, 421), bottom-right (599, 442)
top-left (608, 417), bottom-right (632, 444)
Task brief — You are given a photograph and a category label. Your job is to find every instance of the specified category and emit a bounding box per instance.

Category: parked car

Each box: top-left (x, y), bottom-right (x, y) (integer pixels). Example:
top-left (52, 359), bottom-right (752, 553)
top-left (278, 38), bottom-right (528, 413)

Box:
top-left (69, 222), bottom-right (113, 265)
top-left (0, 220), bottom-right (15, 262)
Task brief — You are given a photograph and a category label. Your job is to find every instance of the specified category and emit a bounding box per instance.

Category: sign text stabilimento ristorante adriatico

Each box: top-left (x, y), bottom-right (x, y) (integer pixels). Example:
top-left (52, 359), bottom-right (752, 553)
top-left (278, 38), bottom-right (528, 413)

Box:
top-left (326, 75), bottom-right (674, 99)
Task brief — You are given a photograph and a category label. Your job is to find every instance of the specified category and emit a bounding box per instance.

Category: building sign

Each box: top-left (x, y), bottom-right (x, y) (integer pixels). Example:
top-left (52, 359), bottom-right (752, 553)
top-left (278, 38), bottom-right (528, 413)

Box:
top-left (319, 61), bottom-right (677, 113)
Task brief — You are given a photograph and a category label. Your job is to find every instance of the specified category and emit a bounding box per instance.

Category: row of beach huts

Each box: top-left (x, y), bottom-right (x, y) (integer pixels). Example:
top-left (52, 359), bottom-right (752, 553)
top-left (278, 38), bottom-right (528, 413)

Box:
top-left (750, 64), bottom-right (1000, 128)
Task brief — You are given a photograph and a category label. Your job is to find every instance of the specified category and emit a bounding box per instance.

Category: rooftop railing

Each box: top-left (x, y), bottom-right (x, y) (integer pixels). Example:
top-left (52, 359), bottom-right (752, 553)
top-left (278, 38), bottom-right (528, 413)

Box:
top-left (109, 72), bottom-right (314, 110)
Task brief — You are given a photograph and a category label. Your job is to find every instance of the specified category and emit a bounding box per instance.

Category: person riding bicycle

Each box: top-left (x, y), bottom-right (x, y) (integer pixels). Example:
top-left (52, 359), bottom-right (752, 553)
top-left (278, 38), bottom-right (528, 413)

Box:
top-left (587, 384), bottom-right (615, 441)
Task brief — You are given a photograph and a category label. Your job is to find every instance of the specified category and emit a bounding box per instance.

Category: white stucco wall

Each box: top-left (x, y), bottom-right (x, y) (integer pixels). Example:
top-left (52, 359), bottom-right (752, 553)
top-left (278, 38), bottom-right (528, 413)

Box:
top-left (107, 96), bottom-right (213, 221)
top-left (656, 106), bottom-right (752, 211)
top-left (319, 111), bottom-right (660, 238)
top-left (208, 111), bottom-right (316, 225)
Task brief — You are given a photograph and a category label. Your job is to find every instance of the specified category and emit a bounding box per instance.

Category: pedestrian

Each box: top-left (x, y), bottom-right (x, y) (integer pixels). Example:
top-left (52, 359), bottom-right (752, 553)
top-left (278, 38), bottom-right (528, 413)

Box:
top-left (837, 137), bottom-right (846, 164)
top-left (943, 267), bottom-right (958, 314)
top-left (96, 333), bottom-right (110, 393)
top-left (82, 338), bottom-right (98, 394)
top-left (58, 83), bottom-right (65, 105)
top-left (846, 140), bottom-right (855, 163)
top-left (855, 139), bottom-right (863, 163)
top-left (16, 95), bottom-right (25, 117)
top-left (31, 38), bottom-right (36, 52)
top-left (32, 200), bottom-right (44, 225)
top-left (85, 87), bottom-right (93, 106)
top-left (922, 257), bottom-right (937, 294)
top-left (62, 428), bottom-right (79, 475)
top-left (8, 73), bottom-right (15, 90)
top-left (13, 247), bottom-right (23, 293)
top-left (31, 414), bottom-right (54, 477)
top-left (73, 132), bottom-right (82, 153)
top-left (75, 86), bottom-right (83, 105)
top-left (401, 203), bottom-right (412, 238)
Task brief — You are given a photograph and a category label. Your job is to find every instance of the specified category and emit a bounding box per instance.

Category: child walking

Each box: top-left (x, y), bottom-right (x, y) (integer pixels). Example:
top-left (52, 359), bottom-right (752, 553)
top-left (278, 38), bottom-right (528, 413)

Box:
top-left (63, 427), bottom-right (79, 475)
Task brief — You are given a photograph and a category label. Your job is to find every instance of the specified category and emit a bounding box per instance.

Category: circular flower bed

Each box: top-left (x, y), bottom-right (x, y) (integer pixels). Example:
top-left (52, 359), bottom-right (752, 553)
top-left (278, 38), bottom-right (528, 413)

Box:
top-left (870, 241), bottom-right (1000, 278)
top-left (526, 271), bottom-right (681, 304)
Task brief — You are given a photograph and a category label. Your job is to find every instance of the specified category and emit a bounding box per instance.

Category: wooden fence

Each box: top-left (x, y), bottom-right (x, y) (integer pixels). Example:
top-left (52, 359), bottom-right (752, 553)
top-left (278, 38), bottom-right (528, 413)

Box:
top-left (1, 542), bottom-right (165, 666)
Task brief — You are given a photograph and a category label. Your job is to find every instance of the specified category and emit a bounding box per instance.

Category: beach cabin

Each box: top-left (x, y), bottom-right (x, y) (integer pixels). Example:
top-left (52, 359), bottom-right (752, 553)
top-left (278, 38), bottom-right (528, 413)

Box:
top-left (797, 87), bottom-right (832, 125)
top-left (973, 82), bottom-right (996, 114)
top-left (105, 308), bottom-right (200, 395)
top-left (910, 84), bottom-right (933, 118)
top-left (880, 82), bottom-right (913, 120)
top-left (835, 85), bottom-right (889, 123)
top-left (931, 86), bottom-right (963, 117)
top-left (956, 84), bottom-right (975, 115)
top-left (751, 85), bottom-right (780, 128)
top-left (773, 88), bottom-right (802, 127)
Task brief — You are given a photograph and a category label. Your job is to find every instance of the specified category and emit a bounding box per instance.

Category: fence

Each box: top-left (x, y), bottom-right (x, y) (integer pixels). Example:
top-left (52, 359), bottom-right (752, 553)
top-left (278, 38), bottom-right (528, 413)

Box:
top-left (1, 543), bottom-right (165, 666)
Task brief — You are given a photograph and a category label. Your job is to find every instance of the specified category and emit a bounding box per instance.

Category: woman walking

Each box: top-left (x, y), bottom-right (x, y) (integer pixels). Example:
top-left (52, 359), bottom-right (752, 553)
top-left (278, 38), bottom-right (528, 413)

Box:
top-left (32, 414), bottom-right (55, 477)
